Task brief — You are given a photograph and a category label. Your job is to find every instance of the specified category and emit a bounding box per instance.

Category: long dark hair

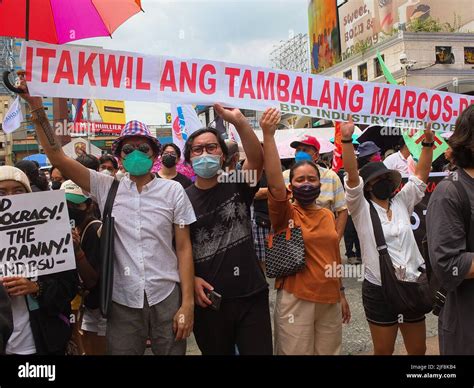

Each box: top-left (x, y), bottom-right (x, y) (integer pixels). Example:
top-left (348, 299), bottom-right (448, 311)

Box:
top-left (15, 160), bottom-right (49, 191)
top-left (449, 105), bottom-right (474, 168)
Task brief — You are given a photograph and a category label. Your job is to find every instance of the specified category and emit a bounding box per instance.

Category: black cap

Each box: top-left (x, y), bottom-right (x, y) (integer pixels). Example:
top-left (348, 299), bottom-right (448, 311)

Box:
top-left (359, 162), bottom-right (402, 188)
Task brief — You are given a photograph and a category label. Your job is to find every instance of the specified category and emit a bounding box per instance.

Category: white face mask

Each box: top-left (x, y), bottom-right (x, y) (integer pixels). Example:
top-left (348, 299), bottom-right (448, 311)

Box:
top-left (115, 171), bottom-right (126, 180)
top-left (100, 169), bottom-right (113, 176)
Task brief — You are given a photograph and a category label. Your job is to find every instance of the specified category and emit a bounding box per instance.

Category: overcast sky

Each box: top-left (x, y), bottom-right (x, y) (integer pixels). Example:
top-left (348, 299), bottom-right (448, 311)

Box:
top-left (83, 0), bottom-right (309, 124)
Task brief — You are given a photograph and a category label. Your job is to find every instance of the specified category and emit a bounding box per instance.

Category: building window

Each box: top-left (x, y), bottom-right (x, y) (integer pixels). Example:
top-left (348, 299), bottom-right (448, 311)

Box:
top-left (343, 69), bottom-right (352, 80)
top-left (436, 46), bottom-right (455, 64)
top-left (358, 63), bottom-right (368, 81)
top-left (374, 55), bottom-right (384, 77)
top-left (464, 47), bottom-right (474, 65)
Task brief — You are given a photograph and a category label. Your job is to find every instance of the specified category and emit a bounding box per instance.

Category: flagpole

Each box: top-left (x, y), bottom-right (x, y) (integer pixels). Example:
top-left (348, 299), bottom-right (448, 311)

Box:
top-left (86, 100), bottom-right (91, 154)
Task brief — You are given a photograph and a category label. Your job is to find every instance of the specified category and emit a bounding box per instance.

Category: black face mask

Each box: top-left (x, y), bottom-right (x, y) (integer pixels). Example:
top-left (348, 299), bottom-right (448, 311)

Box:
top-left (371, 179), bottom-right (394, 200)
top-left (292, 183), bottom-right (321, 207)
top-left (51, 181), bottom-right (62, 190)
top-left (162, 154), bottom-right (177, 168)
top-left (68, 207), bottom-right (87, 227)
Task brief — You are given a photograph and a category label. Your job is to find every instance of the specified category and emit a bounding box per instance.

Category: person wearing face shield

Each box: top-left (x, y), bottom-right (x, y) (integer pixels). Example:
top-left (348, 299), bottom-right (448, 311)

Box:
top-left (342, 116), bottom-right (434, 355)
top-left (184, 104), bottom-right (272, 355)
top-left (261, 108), bottom-right (351, 355)
top-left (17, 76), bottom-right (196, 356)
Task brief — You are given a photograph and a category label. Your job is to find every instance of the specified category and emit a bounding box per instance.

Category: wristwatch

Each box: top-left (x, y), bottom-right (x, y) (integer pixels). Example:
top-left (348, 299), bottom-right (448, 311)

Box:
top-left (341, 138), bottom-right (353, 144)
top-left (421, 141), bottom-right (434, 147)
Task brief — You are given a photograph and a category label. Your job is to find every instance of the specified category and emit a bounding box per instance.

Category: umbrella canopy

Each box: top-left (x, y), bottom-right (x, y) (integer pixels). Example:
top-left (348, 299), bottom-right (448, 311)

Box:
top-left (23, 153), bottom-right (49, 167)
top-left (254, 127), bottom-right (362, 159)
top-left (0, 0), bottom-right (143, 44)
top-left (356, 126), bottom-right (402, 153)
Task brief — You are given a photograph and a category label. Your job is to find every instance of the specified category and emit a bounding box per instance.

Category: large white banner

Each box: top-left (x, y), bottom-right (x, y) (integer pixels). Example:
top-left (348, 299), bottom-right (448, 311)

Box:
top-left (0, 191), bottom-right (76, 278)
top-left (21, 41), bottom-right (474, 131)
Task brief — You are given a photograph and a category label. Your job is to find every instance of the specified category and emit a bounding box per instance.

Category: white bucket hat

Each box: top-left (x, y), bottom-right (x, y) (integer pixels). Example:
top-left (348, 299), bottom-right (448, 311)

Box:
top-left (0, 166), bottom-right (32, 192)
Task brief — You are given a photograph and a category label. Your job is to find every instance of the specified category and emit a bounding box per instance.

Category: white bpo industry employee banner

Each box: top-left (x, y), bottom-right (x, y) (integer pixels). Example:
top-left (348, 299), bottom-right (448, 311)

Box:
top-left (21, 41), bottom-right (474, 131)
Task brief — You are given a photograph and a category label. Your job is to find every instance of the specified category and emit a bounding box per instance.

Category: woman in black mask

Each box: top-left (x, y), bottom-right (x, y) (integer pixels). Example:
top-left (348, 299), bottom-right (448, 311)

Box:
top-left (62, 180), bottom-right (104, 355)
top-left (261, 108), bottom-right (351, 355)
top-left (50, 166), bottom-right (67, 190)
top-left (157, 143), bottom-right (193, 189)
top-left (341, 117), bottom-right (434, 355)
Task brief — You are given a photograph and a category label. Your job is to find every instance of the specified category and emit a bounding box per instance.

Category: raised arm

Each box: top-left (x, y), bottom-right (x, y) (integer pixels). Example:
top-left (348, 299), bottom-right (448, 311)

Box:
top-left (214, 104), bottom-right (263, 182)
top-left (340, 116), bottom-right (359, 188)
top-left (260, 108), bottom-right (286, 200)
top-left (414, 123), bottom-right (434, 183)
top-left (18, 73), bottom-right (91, 192)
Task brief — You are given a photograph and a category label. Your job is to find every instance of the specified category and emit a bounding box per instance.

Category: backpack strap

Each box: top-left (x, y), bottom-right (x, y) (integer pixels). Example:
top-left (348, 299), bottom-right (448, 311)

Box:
top-left (368, 202), bottom-right (389, 256)
top-left (103, 179), bottom-right (120, 222)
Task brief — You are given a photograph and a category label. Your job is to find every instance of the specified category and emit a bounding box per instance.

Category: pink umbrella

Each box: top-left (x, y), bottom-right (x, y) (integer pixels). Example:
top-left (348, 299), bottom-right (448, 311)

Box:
top-left (1, 0), bottom-right (144, 92)
top-left (0, 0), bottom-right (143, 44)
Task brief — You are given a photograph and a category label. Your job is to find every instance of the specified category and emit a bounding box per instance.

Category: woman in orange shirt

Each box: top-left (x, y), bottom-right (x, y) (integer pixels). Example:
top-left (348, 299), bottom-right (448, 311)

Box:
top-left (261, 108), bottom-right (351, 355)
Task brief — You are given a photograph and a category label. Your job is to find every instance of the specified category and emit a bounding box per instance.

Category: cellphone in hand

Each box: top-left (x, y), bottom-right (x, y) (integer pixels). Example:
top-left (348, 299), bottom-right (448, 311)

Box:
top-left (205, 289), bottom-right (222, 311)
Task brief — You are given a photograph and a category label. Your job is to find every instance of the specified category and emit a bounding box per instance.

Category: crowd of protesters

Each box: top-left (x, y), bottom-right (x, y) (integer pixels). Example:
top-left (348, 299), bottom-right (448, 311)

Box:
top-left (0, 76), bottom-right (472, 356)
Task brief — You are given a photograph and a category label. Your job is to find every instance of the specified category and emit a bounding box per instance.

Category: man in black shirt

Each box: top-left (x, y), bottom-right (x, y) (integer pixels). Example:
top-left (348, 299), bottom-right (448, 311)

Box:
top-left (184, 104), bottom-right (272, 355)
top-left (157, 143), bottom-right (193, 189)
top-left (426, 106), bottom-right (474, 355)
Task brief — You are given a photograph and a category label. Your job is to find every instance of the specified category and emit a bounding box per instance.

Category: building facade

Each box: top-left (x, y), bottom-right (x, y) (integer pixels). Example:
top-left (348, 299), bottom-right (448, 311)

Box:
top-left (320, 32), bottom-right (474, 96)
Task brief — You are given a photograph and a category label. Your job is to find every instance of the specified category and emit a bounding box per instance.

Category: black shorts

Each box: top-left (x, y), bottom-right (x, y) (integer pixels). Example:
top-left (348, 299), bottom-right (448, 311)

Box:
top-left (362, 279), bottom-right (426, 326)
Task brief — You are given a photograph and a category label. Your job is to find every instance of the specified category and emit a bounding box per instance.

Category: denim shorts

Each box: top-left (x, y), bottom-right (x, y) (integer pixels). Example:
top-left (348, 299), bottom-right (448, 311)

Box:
top-left (362, 279), bottom-right (426, 326)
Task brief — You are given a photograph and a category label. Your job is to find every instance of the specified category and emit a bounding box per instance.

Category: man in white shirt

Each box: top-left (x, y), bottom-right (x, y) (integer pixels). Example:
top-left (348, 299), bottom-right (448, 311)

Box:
top-left (383, 138), bottom-right (416, 175)
top-left (19, 77), bottom-right (196, 355)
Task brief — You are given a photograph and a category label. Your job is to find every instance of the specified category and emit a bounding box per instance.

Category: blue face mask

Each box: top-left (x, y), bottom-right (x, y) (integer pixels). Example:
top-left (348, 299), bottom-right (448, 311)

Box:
top-left (295, 151), bottom-right (313, 163)
top-left (192, 154), bottom-right (222, 179)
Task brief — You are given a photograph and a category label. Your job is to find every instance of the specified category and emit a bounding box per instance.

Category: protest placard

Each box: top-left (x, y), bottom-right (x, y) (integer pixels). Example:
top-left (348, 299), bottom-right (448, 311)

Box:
top-left (0, 190), bottom-right (76, 278)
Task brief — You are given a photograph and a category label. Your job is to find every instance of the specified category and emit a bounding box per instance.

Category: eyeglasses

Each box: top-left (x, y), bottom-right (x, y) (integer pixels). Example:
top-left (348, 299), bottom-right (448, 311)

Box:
top-left (190, 143), bottom-right (219, 155)
top-left (162, 152), bottom-right (177, 158)
top-left (122, 143), bottom-right (151, 155)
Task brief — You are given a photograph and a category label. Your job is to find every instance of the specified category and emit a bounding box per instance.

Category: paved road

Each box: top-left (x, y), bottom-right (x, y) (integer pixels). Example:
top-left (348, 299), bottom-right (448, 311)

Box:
top-left (178, 237), bottom-right (439, 355)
